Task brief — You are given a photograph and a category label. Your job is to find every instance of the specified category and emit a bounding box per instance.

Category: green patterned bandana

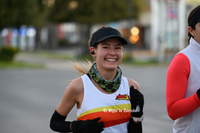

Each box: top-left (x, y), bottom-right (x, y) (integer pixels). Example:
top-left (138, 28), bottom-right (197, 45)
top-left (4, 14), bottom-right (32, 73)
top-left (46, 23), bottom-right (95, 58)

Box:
top-left (88, 63), bottom-right (122, 93)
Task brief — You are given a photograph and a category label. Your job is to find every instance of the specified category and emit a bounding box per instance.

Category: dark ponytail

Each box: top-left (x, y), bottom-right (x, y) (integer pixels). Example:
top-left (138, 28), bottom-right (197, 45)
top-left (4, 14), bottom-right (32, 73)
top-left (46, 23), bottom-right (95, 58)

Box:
top-left (187, 27), bottom-right (195, 45)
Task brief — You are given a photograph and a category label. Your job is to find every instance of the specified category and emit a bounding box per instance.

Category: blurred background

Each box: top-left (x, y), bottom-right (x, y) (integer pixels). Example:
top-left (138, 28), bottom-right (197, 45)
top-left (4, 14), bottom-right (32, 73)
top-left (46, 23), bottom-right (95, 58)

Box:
top-left (0, 0), bottom-right (199, 63)
top-left (1, 0), bottom-right (200, 133)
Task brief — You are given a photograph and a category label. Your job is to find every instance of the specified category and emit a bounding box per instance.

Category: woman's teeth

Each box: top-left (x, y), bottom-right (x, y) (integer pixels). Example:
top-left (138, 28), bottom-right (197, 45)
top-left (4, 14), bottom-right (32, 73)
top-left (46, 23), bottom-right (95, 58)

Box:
top-left (106, 59), bottom-right (116, 61)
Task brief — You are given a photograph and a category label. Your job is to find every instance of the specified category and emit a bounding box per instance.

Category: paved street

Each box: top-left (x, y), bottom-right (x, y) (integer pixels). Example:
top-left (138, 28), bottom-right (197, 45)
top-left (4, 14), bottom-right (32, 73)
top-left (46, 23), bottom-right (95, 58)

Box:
top-left (0, 54), bottom-right (174, 133)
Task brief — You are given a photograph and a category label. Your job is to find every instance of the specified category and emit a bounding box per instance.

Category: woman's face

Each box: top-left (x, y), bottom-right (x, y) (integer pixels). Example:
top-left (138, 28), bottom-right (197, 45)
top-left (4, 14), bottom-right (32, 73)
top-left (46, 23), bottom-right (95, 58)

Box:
top-left (189, 22), bottom-right (200, 44)
top-left (91, 37), bottom-right (124, 71)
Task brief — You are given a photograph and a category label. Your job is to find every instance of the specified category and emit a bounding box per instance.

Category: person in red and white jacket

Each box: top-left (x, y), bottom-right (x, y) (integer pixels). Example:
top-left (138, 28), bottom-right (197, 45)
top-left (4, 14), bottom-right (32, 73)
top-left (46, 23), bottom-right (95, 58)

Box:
top-left (166, 5), bottom-right (200, 133)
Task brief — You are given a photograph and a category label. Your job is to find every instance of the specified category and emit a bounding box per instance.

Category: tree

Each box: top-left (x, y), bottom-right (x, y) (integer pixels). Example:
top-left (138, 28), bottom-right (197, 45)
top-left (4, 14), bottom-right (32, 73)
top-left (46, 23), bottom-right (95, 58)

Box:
top-left (0, 0), bottom-right (51, 50)
top-left (48, 0), bottom-right (144, 24)
top-left (48, 0), bottom-right (145, 45)
top-left (0, 0), bottom-right (48, 30)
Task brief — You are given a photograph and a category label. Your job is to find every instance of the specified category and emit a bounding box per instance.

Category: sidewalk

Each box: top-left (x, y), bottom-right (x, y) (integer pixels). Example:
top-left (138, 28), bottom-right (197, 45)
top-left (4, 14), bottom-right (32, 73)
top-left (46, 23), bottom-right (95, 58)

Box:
top-left (15, 52), bottom-right (72, 70)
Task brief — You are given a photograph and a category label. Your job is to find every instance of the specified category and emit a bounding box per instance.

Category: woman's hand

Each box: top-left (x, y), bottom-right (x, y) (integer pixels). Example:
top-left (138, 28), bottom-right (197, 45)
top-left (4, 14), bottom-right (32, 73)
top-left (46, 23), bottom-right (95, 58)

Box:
top-left (130, 86), bottom-right (144, 119)
top-left (72, 117), bottom-right (104, 133)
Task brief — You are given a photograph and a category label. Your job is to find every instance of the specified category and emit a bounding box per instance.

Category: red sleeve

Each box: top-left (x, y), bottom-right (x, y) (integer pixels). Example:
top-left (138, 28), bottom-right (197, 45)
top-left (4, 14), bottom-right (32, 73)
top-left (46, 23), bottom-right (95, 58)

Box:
top-left (166, 53), bottom-right (200, 120)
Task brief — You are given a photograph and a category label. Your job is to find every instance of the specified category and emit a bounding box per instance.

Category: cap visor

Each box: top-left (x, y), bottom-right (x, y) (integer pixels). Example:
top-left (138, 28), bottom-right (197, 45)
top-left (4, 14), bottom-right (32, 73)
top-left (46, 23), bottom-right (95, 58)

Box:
top-left (96, 35), bottom-right (127, 45)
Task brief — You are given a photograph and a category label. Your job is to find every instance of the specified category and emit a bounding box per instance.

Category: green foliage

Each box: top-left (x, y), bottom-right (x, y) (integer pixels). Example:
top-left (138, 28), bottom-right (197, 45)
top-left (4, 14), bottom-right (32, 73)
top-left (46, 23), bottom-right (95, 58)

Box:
top-left (122, 53), bottom-right (133, 63)
top-left (0, 47), bottom-right (19, 62)
top-left (0, 0), bottom-right (48, 30)
top-left (0, 61), bottom-right (45, 69)
top-left (77, 53), bottom-right (93, 61)
top-left (58, 39), bottom-right (68, 47)
top-left (132, 60), bottom-right (158, 66)
top-left (48, 0), bottom-right (145, 24)
top-left (0, 0), bottom-right (145, 30)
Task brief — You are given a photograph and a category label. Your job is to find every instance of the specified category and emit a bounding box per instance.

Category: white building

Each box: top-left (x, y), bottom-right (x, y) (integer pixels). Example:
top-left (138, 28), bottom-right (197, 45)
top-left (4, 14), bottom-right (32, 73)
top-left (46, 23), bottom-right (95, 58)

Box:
top-left (151, 0), bottom-right (186, 52)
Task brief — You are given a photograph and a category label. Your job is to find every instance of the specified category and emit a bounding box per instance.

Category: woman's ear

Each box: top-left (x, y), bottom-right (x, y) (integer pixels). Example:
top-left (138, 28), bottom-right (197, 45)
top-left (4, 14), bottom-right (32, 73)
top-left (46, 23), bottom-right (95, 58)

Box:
top-left (188, 26), bottom-right (194, 36)
top-left (90, 47), bottom-right (95, 57)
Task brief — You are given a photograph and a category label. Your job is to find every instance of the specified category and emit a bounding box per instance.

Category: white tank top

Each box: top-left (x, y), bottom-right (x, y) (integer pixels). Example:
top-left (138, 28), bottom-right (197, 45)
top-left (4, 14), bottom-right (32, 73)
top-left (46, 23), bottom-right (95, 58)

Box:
top-left (173, 38), bottom-right (200, 133)
top-left (77, 74), bottom-right (131, 133)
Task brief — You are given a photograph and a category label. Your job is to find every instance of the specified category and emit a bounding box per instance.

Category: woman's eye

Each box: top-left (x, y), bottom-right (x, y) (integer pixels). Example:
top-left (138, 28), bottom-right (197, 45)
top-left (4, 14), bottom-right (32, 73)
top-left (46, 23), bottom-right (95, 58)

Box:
top-left (116, 47), bottom-right (122, 49)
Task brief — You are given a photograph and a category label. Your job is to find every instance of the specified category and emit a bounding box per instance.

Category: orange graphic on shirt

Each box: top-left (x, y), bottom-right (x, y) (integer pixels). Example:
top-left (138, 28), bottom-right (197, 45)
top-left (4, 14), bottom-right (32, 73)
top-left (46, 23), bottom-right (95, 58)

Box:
top-left (116, 94), bottom-right (130, 100)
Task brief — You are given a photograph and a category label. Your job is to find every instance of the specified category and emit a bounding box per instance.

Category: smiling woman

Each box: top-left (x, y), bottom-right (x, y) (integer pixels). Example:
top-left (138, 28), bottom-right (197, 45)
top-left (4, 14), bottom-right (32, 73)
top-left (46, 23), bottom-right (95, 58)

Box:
top-left (50, 26), bottom-right (144, 133)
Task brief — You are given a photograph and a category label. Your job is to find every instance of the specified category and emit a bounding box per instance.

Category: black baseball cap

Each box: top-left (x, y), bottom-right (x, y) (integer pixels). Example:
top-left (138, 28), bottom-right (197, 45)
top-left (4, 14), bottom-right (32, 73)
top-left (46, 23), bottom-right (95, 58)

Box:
top-left (89, 26), bottom-right (128, 47)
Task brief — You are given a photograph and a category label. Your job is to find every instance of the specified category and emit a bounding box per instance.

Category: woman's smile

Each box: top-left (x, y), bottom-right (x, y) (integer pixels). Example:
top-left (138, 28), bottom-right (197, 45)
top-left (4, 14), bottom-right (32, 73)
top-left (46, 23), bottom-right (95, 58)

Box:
top-left (105, 58), bottom-right (117, 62)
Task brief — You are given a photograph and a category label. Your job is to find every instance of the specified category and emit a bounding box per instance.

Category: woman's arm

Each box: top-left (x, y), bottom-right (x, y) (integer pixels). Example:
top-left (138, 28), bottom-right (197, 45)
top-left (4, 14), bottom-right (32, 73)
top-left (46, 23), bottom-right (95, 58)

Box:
top-left (50, 77), bottom-right (83, 132)
top-left (127, 78), bottom-right (143, 133)
top-left (50, 77), bottom-right (104, 133)
top-left (166, 53), bottom-right (200, 120)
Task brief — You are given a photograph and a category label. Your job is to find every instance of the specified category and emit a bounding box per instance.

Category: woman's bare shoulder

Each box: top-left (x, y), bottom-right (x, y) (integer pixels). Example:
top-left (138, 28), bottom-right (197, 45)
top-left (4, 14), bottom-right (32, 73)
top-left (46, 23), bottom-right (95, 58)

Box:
top-left (56, 77), bottom-right (84, 116)
top-left (127, 78), bottom-right (140, 91)
top-left (67, 77), bottom-right (84, 94)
